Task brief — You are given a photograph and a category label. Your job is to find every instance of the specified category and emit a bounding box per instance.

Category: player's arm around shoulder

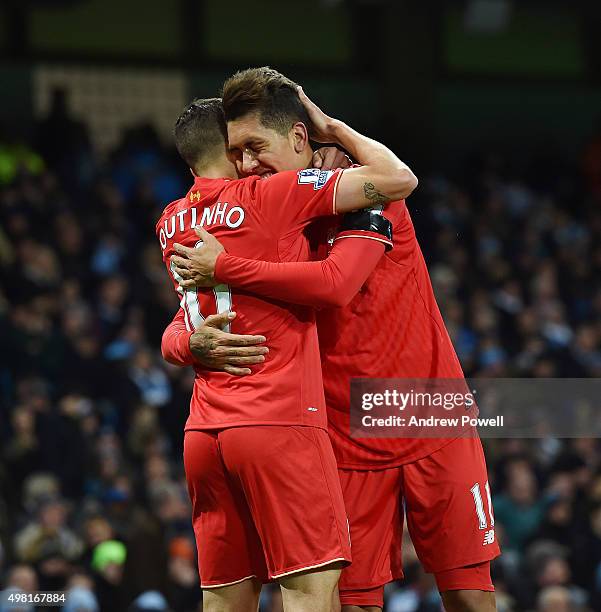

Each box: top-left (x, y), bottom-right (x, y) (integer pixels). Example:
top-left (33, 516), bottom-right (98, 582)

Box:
top-left (298, 87), bottom-right (418, 214)
top-left (336, 155), bottom-right (417, 212)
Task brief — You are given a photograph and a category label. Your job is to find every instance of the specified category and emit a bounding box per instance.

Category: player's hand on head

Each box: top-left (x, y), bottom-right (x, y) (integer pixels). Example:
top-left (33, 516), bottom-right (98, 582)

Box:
top-left (189, 311), bottom-right (269, 376)
top-left (312, 147), bottom-right (352, 171)
top-left (172, 227), bottom-right (225, 288)
top-left (297, 86), bottom-right (337, 143)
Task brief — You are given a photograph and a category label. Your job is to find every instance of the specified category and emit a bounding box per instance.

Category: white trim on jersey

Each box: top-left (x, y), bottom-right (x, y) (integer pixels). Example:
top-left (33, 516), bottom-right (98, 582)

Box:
top-left (332, 169), bottom-right (345, 215)
top-left (333, 233), bottom-right (393, 247)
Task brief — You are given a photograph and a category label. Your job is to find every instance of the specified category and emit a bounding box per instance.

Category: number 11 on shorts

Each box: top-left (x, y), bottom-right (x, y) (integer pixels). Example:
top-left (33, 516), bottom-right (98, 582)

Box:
top-left (470, 481), bottom-right (495, 530)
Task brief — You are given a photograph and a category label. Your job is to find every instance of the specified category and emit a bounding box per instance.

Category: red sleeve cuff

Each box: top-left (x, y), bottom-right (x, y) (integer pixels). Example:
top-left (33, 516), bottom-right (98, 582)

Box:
top-left (334, 229), bottom-right (393, 251)
top-left (214, 251), bottom-right (229, 284)
top-left (179, 330), bottom-right (195, 363)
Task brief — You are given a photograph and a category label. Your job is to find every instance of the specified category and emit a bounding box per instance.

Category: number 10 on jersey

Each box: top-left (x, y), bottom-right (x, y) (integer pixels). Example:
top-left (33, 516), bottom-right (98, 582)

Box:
top-left (170, 240), bottom-right (233, 332)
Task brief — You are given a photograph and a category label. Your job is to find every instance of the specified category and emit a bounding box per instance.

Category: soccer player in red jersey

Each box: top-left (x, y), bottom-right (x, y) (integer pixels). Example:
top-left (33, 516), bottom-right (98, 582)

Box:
top-left (157, 92), bottom-right (417, 612)
top-left (166, 69), bottom-right (500, 612)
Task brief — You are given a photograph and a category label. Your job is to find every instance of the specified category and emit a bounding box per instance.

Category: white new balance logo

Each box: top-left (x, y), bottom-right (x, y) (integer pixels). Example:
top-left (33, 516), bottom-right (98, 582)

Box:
top-left (483, 530), bottom-right (495, 546)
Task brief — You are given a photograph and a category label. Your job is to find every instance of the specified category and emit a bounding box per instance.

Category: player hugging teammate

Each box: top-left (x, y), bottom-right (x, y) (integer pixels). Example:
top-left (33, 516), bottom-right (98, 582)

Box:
top-left (158, 68), bottom-right (500, 612)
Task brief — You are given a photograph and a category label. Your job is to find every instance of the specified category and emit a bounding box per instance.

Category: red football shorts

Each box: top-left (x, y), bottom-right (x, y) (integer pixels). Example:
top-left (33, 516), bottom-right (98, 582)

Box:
top-left (338, 435), bottom-right (500, 608)
top-left (183, 426), bottom-right (351, 588)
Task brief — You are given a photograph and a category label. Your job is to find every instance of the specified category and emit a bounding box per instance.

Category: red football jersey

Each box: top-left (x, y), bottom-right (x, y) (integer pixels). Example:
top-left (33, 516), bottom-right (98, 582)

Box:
top-left (156, 169), bottom-right (343, 431)
top-left (313, 201), bottom-right (467, 469)
top-left (201, 200), bottom-right (468, 468)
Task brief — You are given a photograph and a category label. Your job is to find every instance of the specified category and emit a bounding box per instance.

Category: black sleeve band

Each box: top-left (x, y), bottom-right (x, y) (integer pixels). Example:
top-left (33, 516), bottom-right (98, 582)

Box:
top-left (339, 210), bottom-right (393, 245)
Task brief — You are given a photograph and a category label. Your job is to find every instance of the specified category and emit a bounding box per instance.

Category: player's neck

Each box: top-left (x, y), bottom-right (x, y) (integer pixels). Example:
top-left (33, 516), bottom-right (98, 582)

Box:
top-left (192, 163), bottom-right (237, 180)
top-left (301, 149), bottom-right (313, 169)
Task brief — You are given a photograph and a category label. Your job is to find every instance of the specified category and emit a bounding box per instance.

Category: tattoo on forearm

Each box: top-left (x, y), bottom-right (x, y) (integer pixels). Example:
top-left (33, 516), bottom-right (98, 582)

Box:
top-left (363, 182), bottom-right (389, 205)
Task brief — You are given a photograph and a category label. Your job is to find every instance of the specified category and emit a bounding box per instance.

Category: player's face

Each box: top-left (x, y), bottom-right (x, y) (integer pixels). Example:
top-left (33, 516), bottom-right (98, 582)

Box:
top-left (227, 113), bottom-right (309, 178)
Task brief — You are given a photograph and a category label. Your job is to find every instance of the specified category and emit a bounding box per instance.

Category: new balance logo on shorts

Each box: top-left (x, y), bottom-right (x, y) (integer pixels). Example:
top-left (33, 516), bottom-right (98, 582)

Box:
top-left (483, 529), bottom-right (495, 546)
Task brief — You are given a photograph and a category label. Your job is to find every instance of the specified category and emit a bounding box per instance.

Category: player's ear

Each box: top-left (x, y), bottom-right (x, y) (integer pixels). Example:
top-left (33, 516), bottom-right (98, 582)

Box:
top-left (290, 122), bottom-right (309, 154)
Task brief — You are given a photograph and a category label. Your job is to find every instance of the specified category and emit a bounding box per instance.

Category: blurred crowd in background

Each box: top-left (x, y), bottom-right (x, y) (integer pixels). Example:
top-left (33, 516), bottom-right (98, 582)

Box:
top-left (0, 91), bottom-right (600, 612)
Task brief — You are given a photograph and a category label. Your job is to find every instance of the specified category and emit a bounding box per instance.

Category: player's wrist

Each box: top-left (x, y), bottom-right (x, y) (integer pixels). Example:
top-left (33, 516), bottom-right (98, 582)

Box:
top-left (327, 119), bottom-right (347, 143)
